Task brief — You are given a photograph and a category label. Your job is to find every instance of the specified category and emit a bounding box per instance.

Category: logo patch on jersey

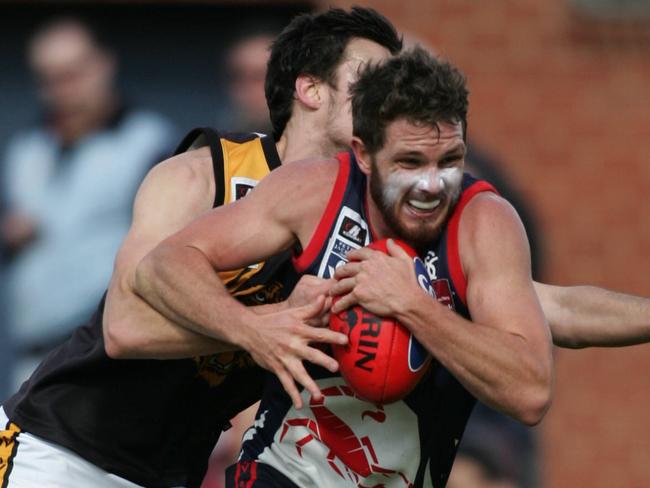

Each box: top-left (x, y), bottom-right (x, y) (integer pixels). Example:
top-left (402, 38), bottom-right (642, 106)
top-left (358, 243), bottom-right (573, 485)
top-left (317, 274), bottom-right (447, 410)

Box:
top-left (235, 183), bottom-right (254, 200)
top-left (409, 257), bottom-right (433, 372)
top-left (318, 207), bottom-right (370, 278)
top-left (321, 239), bottom-right (354, 279)
top-left (230, 176), bottom-right (259, 202)
top-left (432, 279), bottom-right (455, 310)
top-left (193, 351), bottom-right (256, 387)
top-left (424, 250), bottom-right (439, 280)
top-left (419, 251), bottom-right (455, 310)
top-left (414, 257), bottom-right (435, 299)
top-left (338, 216), bottom-right (367, 246)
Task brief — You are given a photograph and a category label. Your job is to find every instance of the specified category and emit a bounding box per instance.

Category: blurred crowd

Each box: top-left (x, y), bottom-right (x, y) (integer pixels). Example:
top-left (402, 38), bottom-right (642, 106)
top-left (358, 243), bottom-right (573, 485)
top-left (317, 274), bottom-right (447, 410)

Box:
top-left (0, 12), bottom-right (544, 488)
top-left (0, 18), bottom-right (176, 394)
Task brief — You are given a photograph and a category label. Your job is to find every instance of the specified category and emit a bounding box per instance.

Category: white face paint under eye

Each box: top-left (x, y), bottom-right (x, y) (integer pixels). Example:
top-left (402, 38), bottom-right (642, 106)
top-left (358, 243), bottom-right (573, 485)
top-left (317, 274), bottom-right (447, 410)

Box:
top-left (380, 166), bottom-right (464, 213)
top-left (383, 167), bottom-right (451, 202)
top-left (438, 167), bottom-right (463, 193)
top-left (382, 170), bottom-right (425, 207)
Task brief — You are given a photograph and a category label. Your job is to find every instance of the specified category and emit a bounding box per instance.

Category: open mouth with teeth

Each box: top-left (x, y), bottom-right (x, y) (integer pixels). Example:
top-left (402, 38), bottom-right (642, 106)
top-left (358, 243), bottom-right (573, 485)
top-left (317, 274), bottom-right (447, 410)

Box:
top-left (407, 198), bottom-right (441, 213)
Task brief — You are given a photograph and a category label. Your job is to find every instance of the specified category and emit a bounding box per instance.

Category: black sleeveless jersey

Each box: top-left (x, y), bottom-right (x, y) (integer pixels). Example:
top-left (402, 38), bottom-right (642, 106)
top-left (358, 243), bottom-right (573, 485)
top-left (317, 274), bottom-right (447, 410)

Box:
top-left (2, 129), bottom-right (299, 488)
top-left (235, 151), bottom-right (497, 488)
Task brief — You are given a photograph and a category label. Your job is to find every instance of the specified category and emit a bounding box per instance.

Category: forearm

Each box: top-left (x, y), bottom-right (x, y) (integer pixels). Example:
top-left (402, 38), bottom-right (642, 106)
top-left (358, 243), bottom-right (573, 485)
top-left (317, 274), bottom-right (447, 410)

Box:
top-left (105, 272), bottom-right (291, 360)
top-left (539, 283), bottom-right (650, 348)
top-left (397, 296), bottom-right (552, 425)
top-left (134, 242), bottom-right (256, 348)
top-left (104, 282), bottom-right (240, 359)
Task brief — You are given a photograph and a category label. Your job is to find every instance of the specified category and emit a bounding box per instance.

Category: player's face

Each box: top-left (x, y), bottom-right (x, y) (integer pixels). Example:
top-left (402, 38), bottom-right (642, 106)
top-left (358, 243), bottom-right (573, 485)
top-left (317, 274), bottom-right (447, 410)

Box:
top-left (368, 119), bottom-right (465, 248)
top-left (325, 38), bottom-right (392, 151)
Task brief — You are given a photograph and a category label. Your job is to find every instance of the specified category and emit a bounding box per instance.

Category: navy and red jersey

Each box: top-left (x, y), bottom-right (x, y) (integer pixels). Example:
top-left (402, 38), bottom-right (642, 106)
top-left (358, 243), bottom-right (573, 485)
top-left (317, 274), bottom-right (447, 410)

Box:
top-left (231, 151), bottom-right (497, 488)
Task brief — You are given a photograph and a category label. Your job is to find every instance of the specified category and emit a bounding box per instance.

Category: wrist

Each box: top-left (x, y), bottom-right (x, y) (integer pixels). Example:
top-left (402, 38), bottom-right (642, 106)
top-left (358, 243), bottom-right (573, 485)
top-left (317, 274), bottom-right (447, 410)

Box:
top-left (227, 308), bottom-right (261, 350)
top-left (251, 300), bottom-right (288, 316)
top-left (395, 288), bottom-right (440, 329)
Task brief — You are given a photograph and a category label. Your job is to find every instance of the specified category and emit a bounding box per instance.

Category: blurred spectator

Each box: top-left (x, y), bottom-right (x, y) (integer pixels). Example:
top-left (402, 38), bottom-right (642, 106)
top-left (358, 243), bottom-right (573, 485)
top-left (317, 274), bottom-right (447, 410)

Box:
top-left (1, 16), bottom-right (176, 390)
top-left (448, 420), bottom-right (521, 488)
top-left (448, 450), bottom-right (519, 488)
top-left (0, 208), bottom-right (11, 402)
top-left (202, 404), bottom-right (258, 488)
top-left (216, 26), bottom-right (280, 134)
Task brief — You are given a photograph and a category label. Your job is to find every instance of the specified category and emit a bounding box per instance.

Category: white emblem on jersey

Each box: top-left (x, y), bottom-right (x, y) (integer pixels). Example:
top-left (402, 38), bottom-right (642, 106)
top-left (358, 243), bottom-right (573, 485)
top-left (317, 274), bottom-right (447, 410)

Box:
top-left (345, 224), bottom-right (362, 240)
top-left (424, 250), bottom-right (439, 280)
top-left (258, 377), bottom-right (420, 488)
top-left (238, 410), bottom-right (268, 462)
top-left (241, 410), bottom-right (268, 444)
top-left (230, 176), bottom-right (259, 203)
top-left (230, 176), bottom-right (260, 270)
top-left (317, 207), bottom-right (370, 279)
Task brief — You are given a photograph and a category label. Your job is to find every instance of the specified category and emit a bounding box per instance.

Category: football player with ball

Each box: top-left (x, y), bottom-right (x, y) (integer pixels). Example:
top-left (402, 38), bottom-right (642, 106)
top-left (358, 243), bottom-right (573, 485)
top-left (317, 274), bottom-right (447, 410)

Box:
top-left (136, 47), bottom-right (553, 487)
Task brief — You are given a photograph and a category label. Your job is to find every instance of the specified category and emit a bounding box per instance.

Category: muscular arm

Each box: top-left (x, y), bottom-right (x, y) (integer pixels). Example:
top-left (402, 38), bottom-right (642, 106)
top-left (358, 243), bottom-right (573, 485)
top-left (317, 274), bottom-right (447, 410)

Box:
top-left (104, 151), bottom-right (331, 360)
top-left (103, 149), bottom-right (235, 359)
top-left (440, 194), bottom-right (553, 424)
top-left (535, 282), bottom-right (650, 348)
top-left (134, 158), bottom-right (347, 407)
top-left (333, 194), bottom-right (553, 425)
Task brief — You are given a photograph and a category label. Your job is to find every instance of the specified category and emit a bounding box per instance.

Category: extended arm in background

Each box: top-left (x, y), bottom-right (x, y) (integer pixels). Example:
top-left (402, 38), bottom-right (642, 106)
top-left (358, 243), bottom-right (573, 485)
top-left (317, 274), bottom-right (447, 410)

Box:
top-left (535, 282), bottom-right (650, 348)
top-left (134, 158), bottom-right (347, 408)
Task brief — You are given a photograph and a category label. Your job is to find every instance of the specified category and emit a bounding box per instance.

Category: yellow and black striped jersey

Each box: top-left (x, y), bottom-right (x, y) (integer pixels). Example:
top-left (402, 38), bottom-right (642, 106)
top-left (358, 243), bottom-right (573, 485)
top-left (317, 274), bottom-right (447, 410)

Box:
top-left (175, 128), bottom-right (297, 304)
top-left (2, 128), bottom-right (295, 488)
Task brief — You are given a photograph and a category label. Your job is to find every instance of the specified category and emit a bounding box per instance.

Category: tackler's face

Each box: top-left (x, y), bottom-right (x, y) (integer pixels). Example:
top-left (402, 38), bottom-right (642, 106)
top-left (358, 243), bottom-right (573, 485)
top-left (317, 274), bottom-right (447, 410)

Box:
top-left (324, 38), bottom-right (392, 151)
top-left (369, 118), bottom-right (466, 248)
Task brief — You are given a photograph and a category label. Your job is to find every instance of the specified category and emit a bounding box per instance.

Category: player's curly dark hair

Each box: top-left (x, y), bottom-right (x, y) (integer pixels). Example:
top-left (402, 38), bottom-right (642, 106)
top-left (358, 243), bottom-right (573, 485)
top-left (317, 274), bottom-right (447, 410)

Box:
top-left (266, 7), bottom-right (402, 140)
top-left (351, 47), bottom-right (469, 153)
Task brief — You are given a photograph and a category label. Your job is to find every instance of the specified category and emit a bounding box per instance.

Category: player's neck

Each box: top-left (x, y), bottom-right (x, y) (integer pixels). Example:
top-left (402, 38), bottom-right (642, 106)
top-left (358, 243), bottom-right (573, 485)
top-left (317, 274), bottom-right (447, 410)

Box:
top-left (275, 119), bottom-right (343, 164)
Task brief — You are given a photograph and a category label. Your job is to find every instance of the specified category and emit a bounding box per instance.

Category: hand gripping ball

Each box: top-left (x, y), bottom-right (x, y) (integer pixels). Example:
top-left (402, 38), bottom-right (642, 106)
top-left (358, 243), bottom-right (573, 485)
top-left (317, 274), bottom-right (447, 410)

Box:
top-left (329, 239), bottom-right (434, 404)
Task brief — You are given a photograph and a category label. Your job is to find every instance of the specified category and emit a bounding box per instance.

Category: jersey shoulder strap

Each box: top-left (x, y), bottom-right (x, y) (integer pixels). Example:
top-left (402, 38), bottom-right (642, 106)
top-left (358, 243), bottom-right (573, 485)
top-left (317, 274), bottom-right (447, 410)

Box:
top-left (174, 128), bottom-right (280, 208)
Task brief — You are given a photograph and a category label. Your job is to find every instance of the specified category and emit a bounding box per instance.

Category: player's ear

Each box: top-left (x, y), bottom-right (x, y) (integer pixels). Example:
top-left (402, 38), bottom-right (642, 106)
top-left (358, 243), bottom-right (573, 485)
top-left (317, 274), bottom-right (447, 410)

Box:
top-left (351, 137), bottom-right (371, 176)
top-left (295, 75), bottom-right (323, 110)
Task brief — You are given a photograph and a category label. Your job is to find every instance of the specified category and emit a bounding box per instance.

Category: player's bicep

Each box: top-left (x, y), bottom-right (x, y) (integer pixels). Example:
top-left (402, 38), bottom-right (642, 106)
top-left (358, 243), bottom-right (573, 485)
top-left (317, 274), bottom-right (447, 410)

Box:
top-left (163, 167), bottom-right (297, 272)
top-left (462, 194), bottom-right (549, 343)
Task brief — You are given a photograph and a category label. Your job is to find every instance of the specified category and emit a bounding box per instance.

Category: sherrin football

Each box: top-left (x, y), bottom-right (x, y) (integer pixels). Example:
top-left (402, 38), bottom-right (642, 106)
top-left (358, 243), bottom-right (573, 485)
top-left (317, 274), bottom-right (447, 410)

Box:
top-left (329, 239), bottom-right (433, 404)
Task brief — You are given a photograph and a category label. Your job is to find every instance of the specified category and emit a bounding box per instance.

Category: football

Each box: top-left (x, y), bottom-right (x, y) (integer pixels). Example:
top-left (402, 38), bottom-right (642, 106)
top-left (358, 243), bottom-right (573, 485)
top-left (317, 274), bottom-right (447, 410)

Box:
top-left (329, 239), bottom-right (433, 404)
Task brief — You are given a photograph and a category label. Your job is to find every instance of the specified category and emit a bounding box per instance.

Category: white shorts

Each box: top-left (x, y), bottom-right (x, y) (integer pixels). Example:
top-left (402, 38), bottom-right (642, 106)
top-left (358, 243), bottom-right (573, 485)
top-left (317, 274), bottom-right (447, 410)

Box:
top-left (0, 407), bottom-right (144, 488)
